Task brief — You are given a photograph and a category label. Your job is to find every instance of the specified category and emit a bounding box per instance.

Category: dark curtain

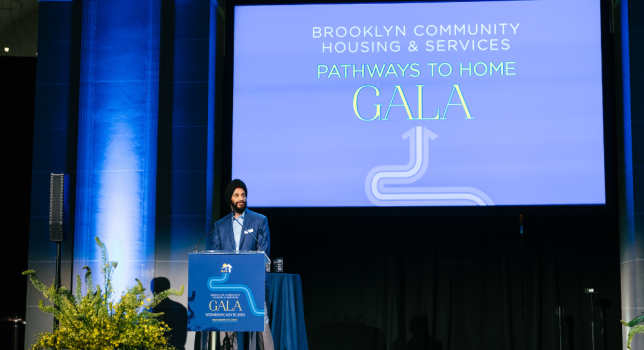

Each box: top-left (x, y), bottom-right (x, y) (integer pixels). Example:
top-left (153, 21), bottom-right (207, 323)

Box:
top-left (0, 56), bottom-right (37, 350)
top-left (268, 214), bottom-right (621, 350)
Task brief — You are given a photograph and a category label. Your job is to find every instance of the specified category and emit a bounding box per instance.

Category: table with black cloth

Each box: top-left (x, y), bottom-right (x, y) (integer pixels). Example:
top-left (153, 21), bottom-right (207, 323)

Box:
top-left (267, 273), bottom-right (308, 350)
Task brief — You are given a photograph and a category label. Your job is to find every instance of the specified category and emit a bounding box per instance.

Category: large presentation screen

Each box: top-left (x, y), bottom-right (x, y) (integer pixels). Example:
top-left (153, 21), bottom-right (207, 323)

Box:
top-left (231, 0), bottom-right (606, 207)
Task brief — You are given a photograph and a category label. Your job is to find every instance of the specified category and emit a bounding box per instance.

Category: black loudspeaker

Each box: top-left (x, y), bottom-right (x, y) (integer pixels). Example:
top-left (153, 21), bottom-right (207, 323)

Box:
top-left (49, 174), bottom-right (69, 242)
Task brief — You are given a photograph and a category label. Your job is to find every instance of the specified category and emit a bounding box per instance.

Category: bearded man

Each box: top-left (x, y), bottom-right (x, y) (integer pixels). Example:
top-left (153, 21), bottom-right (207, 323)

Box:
top-left (211, 179), bottom-right (273, 350)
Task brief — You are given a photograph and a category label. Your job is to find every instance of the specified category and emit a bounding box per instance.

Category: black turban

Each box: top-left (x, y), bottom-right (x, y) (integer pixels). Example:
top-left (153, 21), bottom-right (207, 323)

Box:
top-left (224, 179), bottom-right (247, 205)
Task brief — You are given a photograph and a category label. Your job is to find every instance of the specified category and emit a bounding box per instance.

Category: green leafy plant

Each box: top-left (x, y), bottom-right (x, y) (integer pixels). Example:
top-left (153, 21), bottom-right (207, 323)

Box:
top-left (23, 237), bottom-right (184, 350)
top-left (621, 313), bottom-right (644, 349)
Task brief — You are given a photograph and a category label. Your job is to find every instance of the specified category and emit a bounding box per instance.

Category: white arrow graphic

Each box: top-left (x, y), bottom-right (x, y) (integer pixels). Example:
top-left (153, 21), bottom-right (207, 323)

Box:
top-left (365, 126), bottom-right (494, 206)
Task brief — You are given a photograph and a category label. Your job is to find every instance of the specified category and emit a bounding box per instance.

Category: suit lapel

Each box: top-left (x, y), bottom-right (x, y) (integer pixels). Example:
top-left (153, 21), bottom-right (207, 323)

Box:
top-left (238, 210), bottom-right (253, 250)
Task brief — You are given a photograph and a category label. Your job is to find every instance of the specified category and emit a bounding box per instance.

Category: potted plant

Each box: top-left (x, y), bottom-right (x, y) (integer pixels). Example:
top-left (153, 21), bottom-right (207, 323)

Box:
top-left (23, 237), bottom-right (184, 350)
top-left (621, 313), bottom-right (644, 349)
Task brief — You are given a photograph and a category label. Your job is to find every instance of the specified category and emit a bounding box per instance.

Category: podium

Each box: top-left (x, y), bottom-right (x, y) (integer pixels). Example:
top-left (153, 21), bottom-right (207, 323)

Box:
top-left (187, 250), bottom-right (270, 332)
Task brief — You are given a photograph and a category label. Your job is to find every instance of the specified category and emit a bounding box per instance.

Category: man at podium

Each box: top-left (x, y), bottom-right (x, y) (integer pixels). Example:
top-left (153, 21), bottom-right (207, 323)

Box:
top-left (211, 179), bottom-right (274, 350)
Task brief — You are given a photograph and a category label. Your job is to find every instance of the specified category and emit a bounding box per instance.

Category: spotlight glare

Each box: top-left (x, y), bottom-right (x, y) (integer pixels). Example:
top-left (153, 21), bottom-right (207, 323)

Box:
top-left (4, 47), bottom-right (8, 52)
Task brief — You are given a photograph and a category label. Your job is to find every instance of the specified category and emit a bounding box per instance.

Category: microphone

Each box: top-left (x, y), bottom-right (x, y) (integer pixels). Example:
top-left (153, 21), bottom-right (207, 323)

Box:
top-left (232, 216), bottom-right (261, 251)
top-left (194, 212), bottom-right (234, 252)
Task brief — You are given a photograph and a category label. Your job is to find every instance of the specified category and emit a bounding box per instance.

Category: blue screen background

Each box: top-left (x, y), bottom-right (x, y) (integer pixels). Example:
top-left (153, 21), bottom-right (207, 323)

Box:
top-left (232, 1), bottom-right (606, 207)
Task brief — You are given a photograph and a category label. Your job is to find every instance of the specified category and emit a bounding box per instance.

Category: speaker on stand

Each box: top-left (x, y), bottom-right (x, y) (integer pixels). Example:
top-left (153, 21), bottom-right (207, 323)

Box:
top-left (49, 174), bottom-right (69, 327)
top-left (583, 288), bottom-right (600, 350)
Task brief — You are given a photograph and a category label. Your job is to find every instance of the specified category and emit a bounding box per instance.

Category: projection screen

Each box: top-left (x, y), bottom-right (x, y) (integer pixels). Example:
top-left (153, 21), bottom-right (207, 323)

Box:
top-left (231, 0), bottom-right (606, 207)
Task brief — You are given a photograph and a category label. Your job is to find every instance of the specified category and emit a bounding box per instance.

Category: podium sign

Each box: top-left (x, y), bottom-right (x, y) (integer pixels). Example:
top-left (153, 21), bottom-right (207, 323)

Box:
top-left (187, 251), bottom-right (266, 332)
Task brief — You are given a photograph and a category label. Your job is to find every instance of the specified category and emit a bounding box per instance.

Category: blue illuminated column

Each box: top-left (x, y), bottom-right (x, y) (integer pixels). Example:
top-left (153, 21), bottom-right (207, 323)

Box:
top-left (26, 0), bottom-right (82, 346)
top-left (619, 0), bottom-right (643, 349)
top-left (73, 0), bottom-right (160, 296)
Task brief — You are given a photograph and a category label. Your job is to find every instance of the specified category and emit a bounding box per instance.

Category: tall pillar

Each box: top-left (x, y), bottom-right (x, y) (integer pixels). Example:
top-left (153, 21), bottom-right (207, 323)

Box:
top-left (25, 1), bottom-right (81, 348)
top-left (154, 0), bottom-right (216, 348)
top-left (619, 0), bottom-right (644, 349)
top-left (73, 0), bottom-right (160, 296)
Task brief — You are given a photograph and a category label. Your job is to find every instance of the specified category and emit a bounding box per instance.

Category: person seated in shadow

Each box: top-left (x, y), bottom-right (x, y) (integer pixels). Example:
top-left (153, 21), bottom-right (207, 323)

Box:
top-left (408, 315), bottom-right (442, 350)
top-left (152, 277), bottom-right (188, 350)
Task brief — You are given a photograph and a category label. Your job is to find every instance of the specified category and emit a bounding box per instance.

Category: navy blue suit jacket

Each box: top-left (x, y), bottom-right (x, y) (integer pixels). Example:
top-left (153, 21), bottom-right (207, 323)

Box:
top-left (210, 209), bottom-right (270, 256)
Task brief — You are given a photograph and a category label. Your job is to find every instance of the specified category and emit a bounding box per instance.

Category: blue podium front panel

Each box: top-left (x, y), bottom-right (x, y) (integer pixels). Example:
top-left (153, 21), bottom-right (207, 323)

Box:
top-left (187, 252), bottom-right (265, 332)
